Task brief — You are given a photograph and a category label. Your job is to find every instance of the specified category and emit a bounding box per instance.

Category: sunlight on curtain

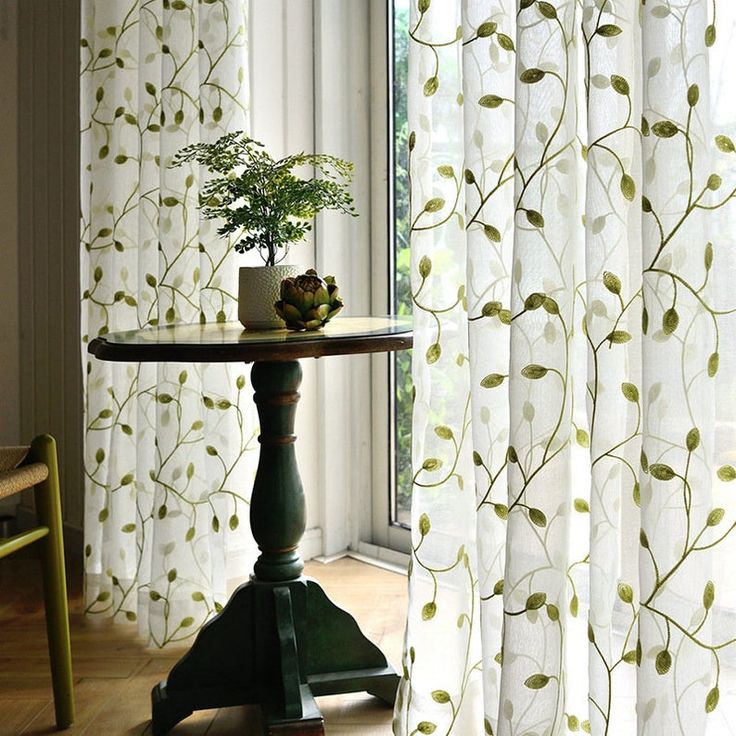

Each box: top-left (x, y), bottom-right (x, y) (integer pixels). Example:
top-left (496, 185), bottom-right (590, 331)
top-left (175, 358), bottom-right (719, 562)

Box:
top-left (80, 0), bottom-right (257, 646)
top-left (396, 1), bottom-right (736, 733)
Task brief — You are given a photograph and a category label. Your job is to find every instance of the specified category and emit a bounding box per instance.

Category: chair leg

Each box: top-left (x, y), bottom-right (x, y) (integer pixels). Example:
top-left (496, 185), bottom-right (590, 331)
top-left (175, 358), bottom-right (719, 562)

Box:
top-left (31, 434), bottom-right (75, 729)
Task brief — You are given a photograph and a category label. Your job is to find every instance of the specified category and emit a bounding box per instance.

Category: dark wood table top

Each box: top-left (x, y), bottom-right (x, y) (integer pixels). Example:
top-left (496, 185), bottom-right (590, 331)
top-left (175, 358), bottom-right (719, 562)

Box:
top-left (87, 316), bottom-right (413, 363)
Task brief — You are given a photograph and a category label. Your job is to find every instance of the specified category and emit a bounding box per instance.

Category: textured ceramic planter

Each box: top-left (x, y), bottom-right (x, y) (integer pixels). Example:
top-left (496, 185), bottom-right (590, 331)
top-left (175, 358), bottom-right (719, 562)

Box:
top-left (238, 264), bottom-right (299, 330)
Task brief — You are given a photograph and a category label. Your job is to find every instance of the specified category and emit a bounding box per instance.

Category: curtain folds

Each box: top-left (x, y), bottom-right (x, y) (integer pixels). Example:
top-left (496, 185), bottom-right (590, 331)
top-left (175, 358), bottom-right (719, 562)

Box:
top-left (396, 1), bottom-right (736, 734)
top-left (80, 0), bottom-right (256, 646)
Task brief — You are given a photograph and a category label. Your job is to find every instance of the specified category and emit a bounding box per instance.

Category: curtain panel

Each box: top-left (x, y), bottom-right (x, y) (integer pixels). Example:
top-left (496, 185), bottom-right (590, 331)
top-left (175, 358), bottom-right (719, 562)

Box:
top-left (397, 1), bottom-right (736, 734)
top-left (80, 0), bottom-right (256, 646)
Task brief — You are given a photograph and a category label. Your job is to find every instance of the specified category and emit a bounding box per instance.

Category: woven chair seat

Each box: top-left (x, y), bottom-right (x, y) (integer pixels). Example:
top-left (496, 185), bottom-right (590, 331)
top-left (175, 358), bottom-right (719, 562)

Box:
top-left (0, 446), bottom-right (30, 472)
top-left (0, 463), bottom-right (49, 501)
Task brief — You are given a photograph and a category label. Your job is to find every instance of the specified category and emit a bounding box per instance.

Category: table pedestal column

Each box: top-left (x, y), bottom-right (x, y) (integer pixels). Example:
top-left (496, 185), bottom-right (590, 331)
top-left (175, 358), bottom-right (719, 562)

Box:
top-left (150, 360), bottom-right (399, 736)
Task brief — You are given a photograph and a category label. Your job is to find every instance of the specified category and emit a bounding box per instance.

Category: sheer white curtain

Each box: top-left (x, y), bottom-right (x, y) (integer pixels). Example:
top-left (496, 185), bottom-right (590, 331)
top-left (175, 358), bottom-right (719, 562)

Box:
top-left (80, 0), bottom-right (257, 646)
top-left (396, 1), bottom-right (736, 734)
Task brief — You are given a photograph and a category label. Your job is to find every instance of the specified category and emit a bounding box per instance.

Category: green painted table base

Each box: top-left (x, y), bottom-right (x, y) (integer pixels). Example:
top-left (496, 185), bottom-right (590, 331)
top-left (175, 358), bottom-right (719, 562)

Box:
top-left (151, 361), bottom-right (399, 736)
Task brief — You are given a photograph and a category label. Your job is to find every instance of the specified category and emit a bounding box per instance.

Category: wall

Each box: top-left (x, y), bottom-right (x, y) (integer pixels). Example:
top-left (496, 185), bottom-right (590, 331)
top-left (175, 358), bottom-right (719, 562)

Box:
top-left (15, 0), bottom-right (83, 529)
top-left (0, 0), bottom-right (20, 464)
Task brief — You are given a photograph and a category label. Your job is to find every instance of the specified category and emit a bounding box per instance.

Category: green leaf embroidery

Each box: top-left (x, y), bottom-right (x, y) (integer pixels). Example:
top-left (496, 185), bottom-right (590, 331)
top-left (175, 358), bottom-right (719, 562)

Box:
top-left (426, 343), bottom-right (441, 364)
top-left (611, 74), bottom-right (630, 96)
top-left (525, 209), bottom-right (545, 228)
top-left (528, 508), bottom-right (547, 527)
top-left (424, 197), bottom-right (445, 213)
top-left (496, 34), bottom-right (514, 51)
top-left (479, 94), bottom-right (503, 108)
top-left (686, 428), bottom-right (700, 452)
top-left (703, 581), bottom-right (715, 610)
top-left (708, 352), bottom-right (720, 377)
top-left (622, 382), bottom-right (640, 403)
top-left (576, 428), bottom-right (590, 447)
top-left (521, 364), bottom-right (548, 379)
top-left (603, 271), bottom-right (622, 294)
top-left (620, 173), bottom-right (636, 200)
top-left (520, 68), bottom-right (545, 84)
top-left (705, 24), bottom-right (716, 47)
top-left (662, 307), bottom-right (679, 334)
top-left (477, 21), bottom-right (497, 37)
top-left (706, 686), bottom-right (720, 713)
top-left (715, 134), bottom-right (735, 153)
top-left (652, 120), bottom-right (678, 138)
top-left (607, 330), bottom-right (632, 344)
top-left (537, 2), bottom-right (557, 19)
top-left (617, 583), bottom-right (634, 604)
top-left (687, 83), bottom-right (700, 107)
top-left (524, 673), bottom-right (550, 689)
top-left (707, 508), bottom-right (725, 527)
top-left (717, 465), bottom-right (736, 482)
top-left (650, 464), bottom-right (676, 481)
top-left (423, 76), bottom-right (439, 96)
top-left (481, 373), bottom-right (506, 388)
top-left (655, 649), bottom-right (672, 675)
top-left (419, 255), bottom-right (432, 278)
top-left (419, 513), bottom-right (431, 536)
top-left (574, 498), bottom-right (590, 513)
top-left (484, 224), bottom-right (502, 242)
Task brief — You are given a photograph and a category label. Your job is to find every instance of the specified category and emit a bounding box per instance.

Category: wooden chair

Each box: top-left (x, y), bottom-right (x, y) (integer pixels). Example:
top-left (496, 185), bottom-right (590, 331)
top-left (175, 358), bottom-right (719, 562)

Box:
top-left (0, 434), bottom-right (75, 729)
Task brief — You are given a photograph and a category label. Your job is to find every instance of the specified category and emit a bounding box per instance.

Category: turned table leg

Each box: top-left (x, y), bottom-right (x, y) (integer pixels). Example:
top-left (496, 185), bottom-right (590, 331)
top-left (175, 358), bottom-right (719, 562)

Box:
top-left (250, 360), bottom-right (306, 583)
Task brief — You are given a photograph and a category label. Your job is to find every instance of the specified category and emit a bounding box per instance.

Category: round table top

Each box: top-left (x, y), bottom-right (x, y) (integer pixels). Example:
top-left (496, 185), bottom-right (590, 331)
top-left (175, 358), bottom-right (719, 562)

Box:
top-left (87, 316), bottom-right (413, 363)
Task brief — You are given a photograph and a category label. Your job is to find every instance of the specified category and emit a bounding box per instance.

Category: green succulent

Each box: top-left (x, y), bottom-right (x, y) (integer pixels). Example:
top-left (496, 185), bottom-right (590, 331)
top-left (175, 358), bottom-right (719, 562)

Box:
top-left (275, 269), bottom-right (344, 331)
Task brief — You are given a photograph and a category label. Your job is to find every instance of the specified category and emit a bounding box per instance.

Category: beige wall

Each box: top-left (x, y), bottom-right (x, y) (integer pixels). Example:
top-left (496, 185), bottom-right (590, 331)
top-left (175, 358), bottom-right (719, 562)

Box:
top-left (14, 0), bottom-right (83, 528)
top-left (0, 0), bottom-right (20, 450)
top-left (0, 1), bottom-right (20, 517)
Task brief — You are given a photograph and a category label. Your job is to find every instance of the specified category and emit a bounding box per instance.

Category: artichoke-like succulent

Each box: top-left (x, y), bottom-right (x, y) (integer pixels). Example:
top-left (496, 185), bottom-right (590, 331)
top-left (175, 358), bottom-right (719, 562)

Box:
top-left (275, 269), bottom-right (344, 331)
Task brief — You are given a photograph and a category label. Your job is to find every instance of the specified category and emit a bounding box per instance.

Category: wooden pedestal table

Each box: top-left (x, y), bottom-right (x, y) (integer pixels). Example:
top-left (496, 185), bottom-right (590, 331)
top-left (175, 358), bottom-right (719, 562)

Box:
top-left (88, 317), bottom-right (413, 736)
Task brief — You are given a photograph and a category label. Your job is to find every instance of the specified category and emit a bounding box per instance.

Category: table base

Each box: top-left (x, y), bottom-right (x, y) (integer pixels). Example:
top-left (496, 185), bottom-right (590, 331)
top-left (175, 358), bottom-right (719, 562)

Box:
top-left (150, 576), bottom-right (399, 735)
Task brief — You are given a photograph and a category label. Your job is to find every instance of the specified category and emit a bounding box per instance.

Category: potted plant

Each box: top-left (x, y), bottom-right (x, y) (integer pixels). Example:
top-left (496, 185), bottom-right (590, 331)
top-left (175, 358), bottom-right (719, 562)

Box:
top-left (172, 131), bottom-right (356, 329)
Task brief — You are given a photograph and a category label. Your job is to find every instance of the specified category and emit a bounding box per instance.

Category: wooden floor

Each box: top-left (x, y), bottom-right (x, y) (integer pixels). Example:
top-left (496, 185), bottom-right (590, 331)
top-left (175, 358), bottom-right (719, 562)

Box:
top-left (0, 556), bottom-right (407, 735)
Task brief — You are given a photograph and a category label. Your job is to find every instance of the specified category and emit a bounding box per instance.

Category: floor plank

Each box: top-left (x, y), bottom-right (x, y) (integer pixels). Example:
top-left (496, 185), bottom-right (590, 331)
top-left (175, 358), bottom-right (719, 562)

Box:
top-left (0, 700), bottom-right (47, 736)
top-left (0, 556), bottom-right (407, 735)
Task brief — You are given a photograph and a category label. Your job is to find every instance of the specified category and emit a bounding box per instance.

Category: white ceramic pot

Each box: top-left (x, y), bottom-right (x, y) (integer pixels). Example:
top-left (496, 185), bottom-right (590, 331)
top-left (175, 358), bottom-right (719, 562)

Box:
top-left (238, 264), bottom-right (298, 330)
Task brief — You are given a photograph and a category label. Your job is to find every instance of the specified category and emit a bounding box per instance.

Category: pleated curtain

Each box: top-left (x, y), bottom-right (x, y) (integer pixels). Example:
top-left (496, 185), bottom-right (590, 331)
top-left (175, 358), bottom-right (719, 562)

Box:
top-left (80, 0), bottom-right (257, 646)
top-left (396, 1), bottom-right (736, 734)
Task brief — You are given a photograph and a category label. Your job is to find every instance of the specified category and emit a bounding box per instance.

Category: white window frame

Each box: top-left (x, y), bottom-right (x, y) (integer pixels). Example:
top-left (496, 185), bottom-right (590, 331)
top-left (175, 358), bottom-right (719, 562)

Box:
top-left (367, 0), bottom-right (412, 555)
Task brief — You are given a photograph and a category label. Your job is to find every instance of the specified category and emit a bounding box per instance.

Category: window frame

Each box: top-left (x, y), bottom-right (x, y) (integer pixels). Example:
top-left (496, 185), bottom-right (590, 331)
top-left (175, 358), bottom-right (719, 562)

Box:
top-left (367, 0), bottom-right (411, 555)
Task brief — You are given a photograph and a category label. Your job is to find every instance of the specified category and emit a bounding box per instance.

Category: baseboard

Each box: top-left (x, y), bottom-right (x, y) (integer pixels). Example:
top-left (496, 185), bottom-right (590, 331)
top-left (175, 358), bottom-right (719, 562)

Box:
top-left (299, 526), bottom-right (323, 561)
top-left (314, 542), bottom-right (409, 575)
